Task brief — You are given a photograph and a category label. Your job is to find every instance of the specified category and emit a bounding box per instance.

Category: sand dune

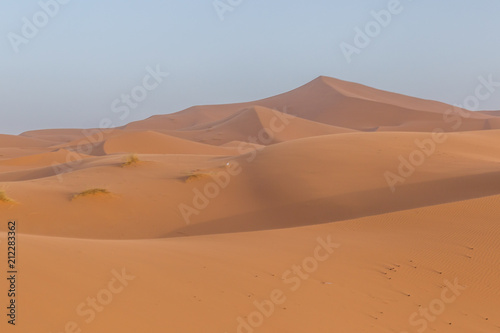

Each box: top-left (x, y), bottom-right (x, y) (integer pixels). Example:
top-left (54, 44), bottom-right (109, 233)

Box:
top-left (221, 140), bottom-right (265, 150)
top-left (2, 194), bottom-right (499, 332)
top-left (20, 128), bottom-right (93, 145)
top-left (479, 110), bottom-right (500, 117)
top-left (123, 104), bottom-right (247, 131)
top-left (253, 77), bottom-right (492, 132)
top-left (0, 149), bottom-right (90, 167)
top-left (124, 76), bottom-right (495, 133)
top-left (3, 130), bottom-right (500, 239)
top-left (157, 106), bottom-right (355, 145)
top-left (103, 130), bottom-right (237, 155)
top-left (0, 134), bottom-right (54, 148)
top-left (0, 76), bottom-right (499, 332)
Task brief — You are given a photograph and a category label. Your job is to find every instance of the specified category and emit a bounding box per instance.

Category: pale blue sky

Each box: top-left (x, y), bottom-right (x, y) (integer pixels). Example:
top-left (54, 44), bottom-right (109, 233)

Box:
top-left (1, 0), bottom-right (499, 134)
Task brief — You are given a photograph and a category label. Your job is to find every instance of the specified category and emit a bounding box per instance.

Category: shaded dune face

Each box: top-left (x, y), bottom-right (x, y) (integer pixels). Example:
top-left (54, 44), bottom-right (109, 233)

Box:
top-left (1, 76), bottom-right (499, 333)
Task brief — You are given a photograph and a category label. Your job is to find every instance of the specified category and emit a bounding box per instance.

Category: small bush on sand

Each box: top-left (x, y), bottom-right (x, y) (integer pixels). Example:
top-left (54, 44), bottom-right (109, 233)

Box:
top-left (72, 188), bottom-right (111, 200)
top-left (0, 190), bottom-right (14, 203)
top-left (183, 171), bottom-right (211, 183)
top-left (122, 154), bottom-right (140, 167)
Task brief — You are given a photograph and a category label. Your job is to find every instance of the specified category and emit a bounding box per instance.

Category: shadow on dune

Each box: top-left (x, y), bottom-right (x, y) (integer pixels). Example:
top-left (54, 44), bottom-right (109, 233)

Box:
top-left (165, 169), bottom-right (500, 238)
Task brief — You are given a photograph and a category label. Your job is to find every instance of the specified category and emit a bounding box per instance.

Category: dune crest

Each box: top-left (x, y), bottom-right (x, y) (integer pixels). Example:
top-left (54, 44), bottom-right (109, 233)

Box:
top-left (1, 76), bottom-right (499, 333)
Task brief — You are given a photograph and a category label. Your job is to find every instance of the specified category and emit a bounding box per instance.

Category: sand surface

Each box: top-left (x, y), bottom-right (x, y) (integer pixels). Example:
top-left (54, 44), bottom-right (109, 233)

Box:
top-left (1, 76), bottom-right (499, 332)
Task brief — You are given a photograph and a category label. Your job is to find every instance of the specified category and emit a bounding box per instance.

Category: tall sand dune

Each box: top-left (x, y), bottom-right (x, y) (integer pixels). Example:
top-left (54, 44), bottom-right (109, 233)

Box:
top-left (123, 76), bottom-right (494, 133)
top-left (0, 76), bottom-right (499, 333)
top-left (157, 106), bottom-right (355, 145)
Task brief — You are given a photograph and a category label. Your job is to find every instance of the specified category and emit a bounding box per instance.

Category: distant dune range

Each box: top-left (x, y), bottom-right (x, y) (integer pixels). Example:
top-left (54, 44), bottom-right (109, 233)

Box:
top-left (1, 76), bottom-right (499, 332)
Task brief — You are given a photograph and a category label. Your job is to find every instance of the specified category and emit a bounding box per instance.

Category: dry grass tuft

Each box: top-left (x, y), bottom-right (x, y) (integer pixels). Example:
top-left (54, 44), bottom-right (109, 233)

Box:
top-left (122, 154), bottom-right (140, 167)
top-left (72, 188), bottom-right (111, 200)
top-left (0, 190), bottom-right (14, 203)
top-left (183, 170), bottom-right (212, 183)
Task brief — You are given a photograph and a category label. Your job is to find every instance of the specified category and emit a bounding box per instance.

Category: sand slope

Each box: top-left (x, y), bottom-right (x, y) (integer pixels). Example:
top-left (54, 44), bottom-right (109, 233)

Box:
top-left (158, 106), bottom-right (355, 145)
top-left (0, 134), bottom-right (54, 148)
top-left (2, 130), bottom-right (500, 239)
top-left (102, 130), bottom-right (237, 155)
top-left (124, 76), bottom-right (495, 133)
top-left (0, 76), bottom-right (499, 333)
top-left (2, 194), bottom-right (499, 332)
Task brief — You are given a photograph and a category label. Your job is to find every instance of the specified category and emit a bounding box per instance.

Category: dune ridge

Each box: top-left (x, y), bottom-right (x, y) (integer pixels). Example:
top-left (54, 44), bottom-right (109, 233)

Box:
top-left (1, 76), bottom-right (499, 332)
